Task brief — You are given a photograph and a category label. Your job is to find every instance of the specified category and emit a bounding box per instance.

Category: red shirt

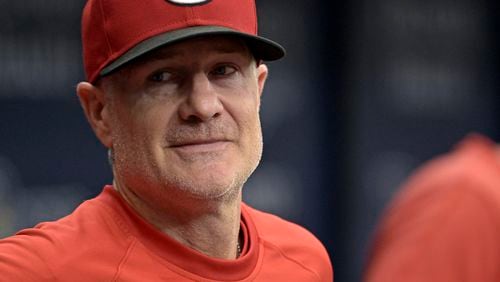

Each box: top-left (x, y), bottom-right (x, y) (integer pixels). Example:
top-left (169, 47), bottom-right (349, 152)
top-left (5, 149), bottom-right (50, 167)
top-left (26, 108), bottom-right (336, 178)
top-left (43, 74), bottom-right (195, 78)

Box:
top-left (364, 135), bottom-right (500, 282)
top-left (0, 186), bottom-right (333, 281)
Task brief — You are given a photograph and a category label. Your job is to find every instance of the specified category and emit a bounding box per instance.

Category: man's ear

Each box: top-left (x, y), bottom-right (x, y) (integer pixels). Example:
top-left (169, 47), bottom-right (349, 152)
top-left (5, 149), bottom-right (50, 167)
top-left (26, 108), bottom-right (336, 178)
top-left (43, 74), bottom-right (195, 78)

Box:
top-left (256, 63), bottom-right (268, 97)
top-left (76, 82), bottom-right (113, 148)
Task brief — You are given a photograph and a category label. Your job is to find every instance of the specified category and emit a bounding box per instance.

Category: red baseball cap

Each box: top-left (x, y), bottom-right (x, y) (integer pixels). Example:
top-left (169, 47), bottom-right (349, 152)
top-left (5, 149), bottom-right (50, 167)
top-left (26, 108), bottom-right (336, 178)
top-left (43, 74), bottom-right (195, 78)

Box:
top-left (82, 0), bottom-right (286, 83)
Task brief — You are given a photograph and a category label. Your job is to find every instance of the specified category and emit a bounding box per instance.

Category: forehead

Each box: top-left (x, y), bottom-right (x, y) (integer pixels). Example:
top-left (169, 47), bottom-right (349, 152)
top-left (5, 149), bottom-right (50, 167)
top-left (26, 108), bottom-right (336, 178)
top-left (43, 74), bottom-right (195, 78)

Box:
top-left (129, 35), bottom-right (252, 66)
top-left (101, 35), bottom-right (253, 89)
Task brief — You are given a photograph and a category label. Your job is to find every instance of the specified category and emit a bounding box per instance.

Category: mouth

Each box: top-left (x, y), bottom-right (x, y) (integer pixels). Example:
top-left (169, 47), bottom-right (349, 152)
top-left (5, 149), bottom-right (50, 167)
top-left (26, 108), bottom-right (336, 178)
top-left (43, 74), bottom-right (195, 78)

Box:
top-left (170, 138), bottom-right (228, 147)
top-left (168, 139), bottom-right (231, 153)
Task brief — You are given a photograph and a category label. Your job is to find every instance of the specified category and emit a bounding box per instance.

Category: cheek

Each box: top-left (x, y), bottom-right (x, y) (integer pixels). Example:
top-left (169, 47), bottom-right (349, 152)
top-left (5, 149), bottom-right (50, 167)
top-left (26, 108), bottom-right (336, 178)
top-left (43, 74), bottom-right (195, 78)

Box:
top-left (230, 97), bottom-right (262, 150)
top-left (110, 104), bottom-right (170, 181)
top-left (227, 87), bottom-right (261, 132)
top-left (109, 102), bottom-right (163, 154)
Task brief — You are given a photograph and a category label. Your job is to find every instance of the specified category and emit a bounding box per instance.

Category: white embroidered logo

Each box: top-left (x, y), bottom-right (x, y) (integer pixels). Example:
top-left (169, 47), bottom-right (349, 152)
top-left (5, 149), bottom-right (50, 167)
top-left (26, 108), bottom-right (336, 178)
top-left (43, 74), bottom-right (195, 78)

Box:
top-left (166, 0), bottom-right (210, 5)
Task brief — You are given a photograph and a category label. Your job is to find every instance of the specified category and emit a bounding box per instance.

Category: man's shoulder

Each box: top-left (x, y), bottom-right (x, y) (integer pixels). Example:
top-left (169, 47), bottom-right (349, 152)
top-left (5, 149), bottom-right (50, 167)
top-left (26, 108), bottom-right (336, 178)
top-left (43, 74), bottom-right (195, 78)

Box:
top-left (242, 203), bottom-right (333, 279)
top-left (0, 190), bottom-right (130, 278)
top-left (243, 204), bottom-right (321, 244)
top-left (28, 192), bottom-right (112, 236)
top-left (1, 193), bottom-right (115, 251)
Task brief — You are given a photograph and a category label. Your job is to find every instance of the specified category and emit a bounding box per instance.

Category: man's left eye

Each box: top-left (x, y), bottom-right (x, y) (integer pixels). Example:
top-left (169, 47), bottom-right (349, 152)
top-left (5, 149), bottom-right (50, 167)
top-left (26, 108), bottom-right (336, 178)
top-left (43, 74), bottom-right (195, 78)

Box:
top-left (211, 65), bottom-right (237, 76)
top-left (149, 71), bottom-right (173, 82)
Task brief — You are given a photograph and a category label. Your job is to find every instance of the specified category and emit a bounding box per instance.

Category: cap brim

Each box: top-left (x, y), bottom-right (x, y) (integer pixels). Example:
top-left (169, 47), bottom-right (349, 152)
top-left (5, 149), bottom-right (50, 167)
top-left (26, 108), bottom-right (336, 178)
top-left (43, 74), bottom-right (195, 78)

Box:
top-left (100, 26), bottom-right (285, 76)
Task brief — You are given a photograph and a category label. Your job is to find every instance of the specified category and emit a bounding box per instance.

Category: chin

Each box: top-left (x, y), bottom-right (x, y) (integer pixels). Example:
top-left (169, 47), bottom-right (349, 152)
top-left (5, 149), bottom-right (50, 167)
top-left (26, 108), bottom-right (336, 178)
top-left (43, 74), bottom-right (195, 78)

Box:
top-left (187, 176), bottom-right (238, 199)
top-left (165, 168), bottom-right (246, 201)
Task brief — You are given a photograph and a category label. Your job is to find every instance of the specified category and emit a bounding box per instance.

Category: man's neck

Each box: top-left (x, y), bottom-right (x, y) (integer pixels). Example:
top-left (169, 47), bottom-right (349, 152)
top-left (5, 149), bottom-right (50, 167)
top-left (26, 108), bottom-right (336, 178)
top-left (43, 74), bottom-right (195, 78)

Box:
top-left (113, 180), bottom-right (242, 259)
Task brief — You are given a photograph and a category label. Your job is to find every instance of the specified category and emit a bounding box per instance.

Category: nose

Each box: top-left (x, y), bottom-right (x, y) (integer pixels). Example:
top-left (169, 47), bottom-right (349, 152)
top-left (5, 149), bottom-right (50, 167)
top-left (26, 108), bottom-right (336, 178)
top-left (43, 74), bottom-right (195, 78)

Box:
top-left (178, 73), bottom-right (224, 122)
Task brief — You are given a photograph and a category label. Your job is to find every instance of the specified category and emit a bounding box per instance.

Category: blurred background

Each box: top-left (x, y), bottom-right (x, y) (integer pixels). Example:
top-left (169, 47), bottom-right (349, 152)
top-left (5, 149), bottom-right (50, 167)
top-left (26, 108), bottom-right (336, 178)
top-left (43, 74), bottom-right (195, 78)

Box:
top-left (0, 0), bottom-right (499, 281)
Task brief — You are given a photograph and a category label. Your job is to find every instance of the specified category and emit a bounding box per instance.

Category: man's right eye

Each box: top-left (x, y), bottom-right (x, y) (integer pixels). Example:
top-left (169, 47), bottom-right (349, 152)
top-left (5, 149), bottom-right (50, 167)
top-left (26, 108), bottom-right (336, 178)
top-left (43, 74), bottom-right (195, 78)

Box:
top-left (149, 71), bottom-right (173, 82)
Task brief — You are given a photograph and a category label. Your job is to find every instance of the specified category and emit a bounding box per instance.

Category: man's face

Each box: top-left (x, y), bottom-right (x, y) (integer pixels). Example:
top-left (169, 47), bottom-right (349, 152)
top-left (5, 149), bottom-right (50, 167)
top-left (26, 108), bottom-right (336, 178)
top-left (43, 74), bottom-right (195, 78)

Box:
top-left (103, 36), bottom-right (268, 205)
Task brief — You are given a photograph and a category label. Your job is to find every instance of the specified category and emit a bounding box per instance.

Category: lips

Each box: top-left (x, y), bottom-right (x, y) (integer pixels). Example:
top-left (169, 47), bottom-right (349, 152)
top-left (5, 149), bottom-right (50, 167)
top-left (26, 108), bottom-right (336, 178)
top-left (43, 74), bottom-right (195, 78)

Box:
top-left (168, 138), bottom-right (229, 148)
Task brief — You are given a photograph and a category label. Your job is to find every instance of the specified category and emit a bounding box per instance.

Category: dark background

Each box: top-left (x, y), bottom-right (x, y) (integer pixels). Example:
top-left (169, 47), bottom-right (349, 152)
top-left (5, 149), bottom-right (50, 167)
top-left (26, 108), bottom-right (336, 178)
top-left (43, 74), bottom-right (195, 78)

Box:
top-left (0, 1), bottom-right (498, 281)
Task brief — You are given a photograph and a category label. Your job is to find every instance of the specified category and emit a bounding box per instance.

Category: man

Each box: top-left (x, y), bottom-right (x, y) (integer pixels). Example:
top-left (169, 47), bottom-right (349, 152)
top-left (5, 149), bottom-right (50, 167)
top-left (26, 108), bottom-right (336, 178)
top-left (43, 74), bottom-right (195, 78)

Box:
top-left (0, 0), bottom-right (333, 281)
top-left (364, 134), bottom-right (500, 282)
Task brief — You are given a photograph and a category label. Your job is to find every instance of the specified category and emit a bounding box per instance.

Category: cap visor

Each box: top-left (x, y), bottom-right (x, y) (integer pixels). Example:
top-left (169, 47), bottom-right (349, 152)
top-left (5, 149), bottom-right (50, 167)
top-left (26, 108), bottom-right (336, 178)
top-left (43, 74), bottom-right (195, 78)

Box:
top-left (100, 26), bottom-right (285, 76)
